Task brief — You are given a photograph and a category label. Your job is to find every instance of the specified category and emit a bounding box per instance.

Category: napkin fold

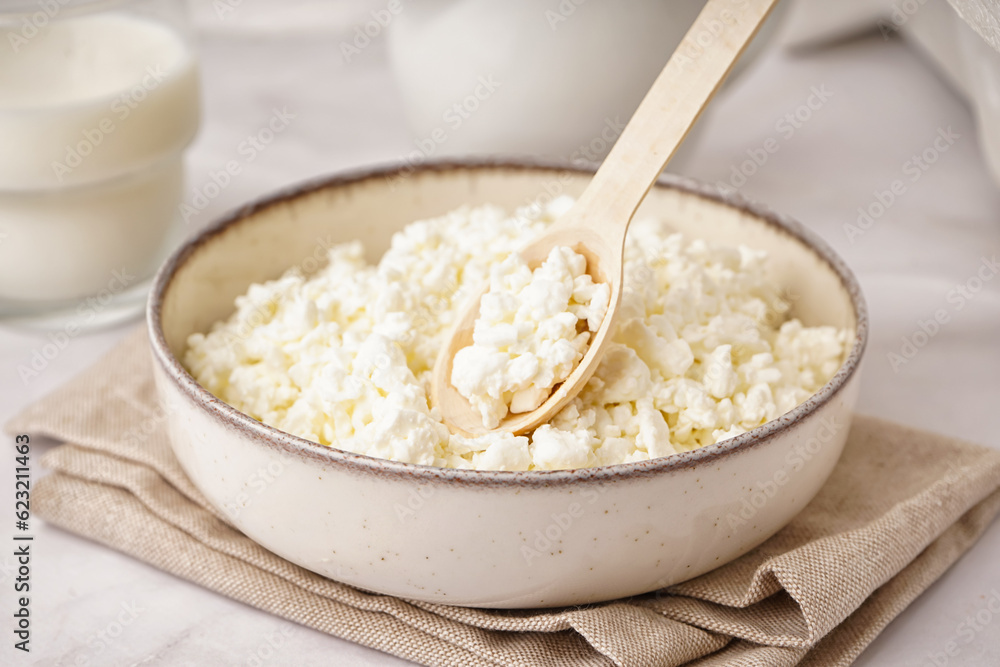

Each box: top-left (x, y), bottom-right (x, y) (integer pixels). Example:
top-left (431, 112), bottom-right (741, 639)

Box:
top-left (8, 328), bottom-right (1000, 667)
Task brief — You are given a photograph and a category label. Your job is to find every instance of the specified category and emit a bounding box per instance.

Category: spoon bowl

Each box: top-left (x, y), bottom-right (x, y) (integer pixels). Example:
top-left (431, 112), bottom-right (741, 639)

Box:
top-left (431, 218), bottom-right (624, 436)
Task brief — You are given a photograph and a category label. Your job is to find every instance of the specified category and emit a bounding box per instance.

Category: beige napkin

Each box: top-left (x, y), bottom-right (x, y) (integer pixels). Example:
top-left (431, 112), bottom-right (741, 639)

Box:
top-left (8, 328), bottom-right (1000, 667)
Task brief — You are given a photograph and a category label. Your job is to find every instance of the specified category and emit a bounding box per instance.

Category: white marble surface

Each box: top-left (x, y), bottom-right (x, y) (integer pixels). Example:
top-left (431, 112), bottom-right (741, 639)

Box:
top-left (2, 3), bottom-right (999, 665)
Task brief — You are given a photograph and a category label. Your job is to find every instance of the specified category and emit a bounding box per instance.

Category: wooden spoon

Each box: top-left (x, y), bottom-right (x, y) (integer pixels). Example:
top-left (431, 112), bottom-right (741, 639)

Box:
top-left (433, 0), bottom-right (780, 437)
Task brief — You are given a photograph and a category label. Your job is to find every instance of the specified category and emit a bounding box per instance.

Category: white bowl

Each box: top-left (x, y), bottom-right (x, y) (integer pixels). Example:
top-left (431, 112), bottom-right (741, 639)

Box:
top-left (148, 161), bottom-right (867, 608)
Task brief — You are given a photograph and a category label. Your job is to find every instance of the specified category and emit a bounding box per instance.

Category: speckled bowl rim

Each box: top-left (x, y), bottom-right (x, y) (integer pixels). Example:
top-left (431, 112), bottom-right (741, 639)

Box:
top-left (148, 159), bottom-right (868, 487)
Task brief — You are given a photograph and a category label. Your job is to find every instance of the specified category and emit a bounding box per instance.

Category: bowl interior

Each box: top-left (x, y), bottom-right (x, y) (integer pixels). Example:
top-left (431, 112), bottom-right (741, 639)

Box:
top-left (158, 164), bottom-right (857, 376)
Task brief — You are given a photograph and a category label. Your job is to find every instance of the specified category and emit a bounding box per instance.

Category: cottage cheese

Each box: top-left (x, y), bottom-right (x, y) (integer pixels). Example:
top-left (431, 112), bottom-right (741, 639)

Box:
top-left (451, 245), bottom-right (610, 429)
top-left (185, 197), bottom-right (849, 471)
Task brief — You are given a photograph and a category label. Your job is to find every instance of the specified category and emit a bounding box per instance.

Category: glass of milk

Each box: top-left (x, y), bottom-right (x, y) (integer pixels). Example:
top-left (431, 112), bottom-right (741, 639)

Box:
top-left (0, 0), bottom-right (200, 327)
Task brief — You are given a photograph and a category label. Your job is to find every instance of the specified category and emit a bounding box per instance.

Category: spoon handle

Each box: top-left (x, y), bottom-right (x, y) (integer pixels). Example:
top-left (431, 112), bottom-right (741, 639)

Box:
top-left (571, 0), bottom-right (780, 244)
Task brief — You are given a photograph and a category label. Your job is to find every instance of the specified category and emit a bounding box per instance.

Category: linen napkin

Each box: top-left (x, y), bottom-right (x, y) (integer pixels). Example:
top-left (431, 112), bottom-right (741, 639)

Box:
top-left (8, 327), bottom-right (1000, 667)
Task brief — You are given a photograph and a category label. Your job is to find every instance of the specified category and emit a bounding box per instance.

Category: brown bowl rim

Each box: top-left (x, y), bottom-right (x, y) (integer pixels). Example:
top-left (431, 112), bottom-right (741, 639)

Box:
top-left (147, 158), bottom-right (868, 487)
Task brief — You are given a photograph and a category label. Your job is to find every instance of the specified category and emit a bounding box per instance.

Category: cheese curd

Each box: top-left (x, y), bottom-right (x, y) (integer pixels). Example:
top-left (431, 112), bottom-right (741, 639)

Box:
top-left (451, 245), bottom-right (610, 429)
top-left (185, 197), bottom-right (849, 471)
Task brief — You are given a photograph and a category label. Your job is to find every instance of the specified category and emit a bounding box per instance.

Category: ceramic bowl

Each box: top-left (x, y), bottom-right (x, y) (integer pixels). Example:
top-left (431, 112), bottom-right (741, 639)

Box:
top-left (148, 161), bottom-right (867, 609)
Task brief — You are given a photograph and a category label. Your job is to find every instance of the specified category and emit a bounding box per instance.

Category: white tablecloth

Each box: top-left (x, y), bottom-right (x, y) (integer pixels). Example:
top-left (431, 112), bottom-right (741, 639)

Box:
top-left (1, 4), bottom-right (998, 665)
